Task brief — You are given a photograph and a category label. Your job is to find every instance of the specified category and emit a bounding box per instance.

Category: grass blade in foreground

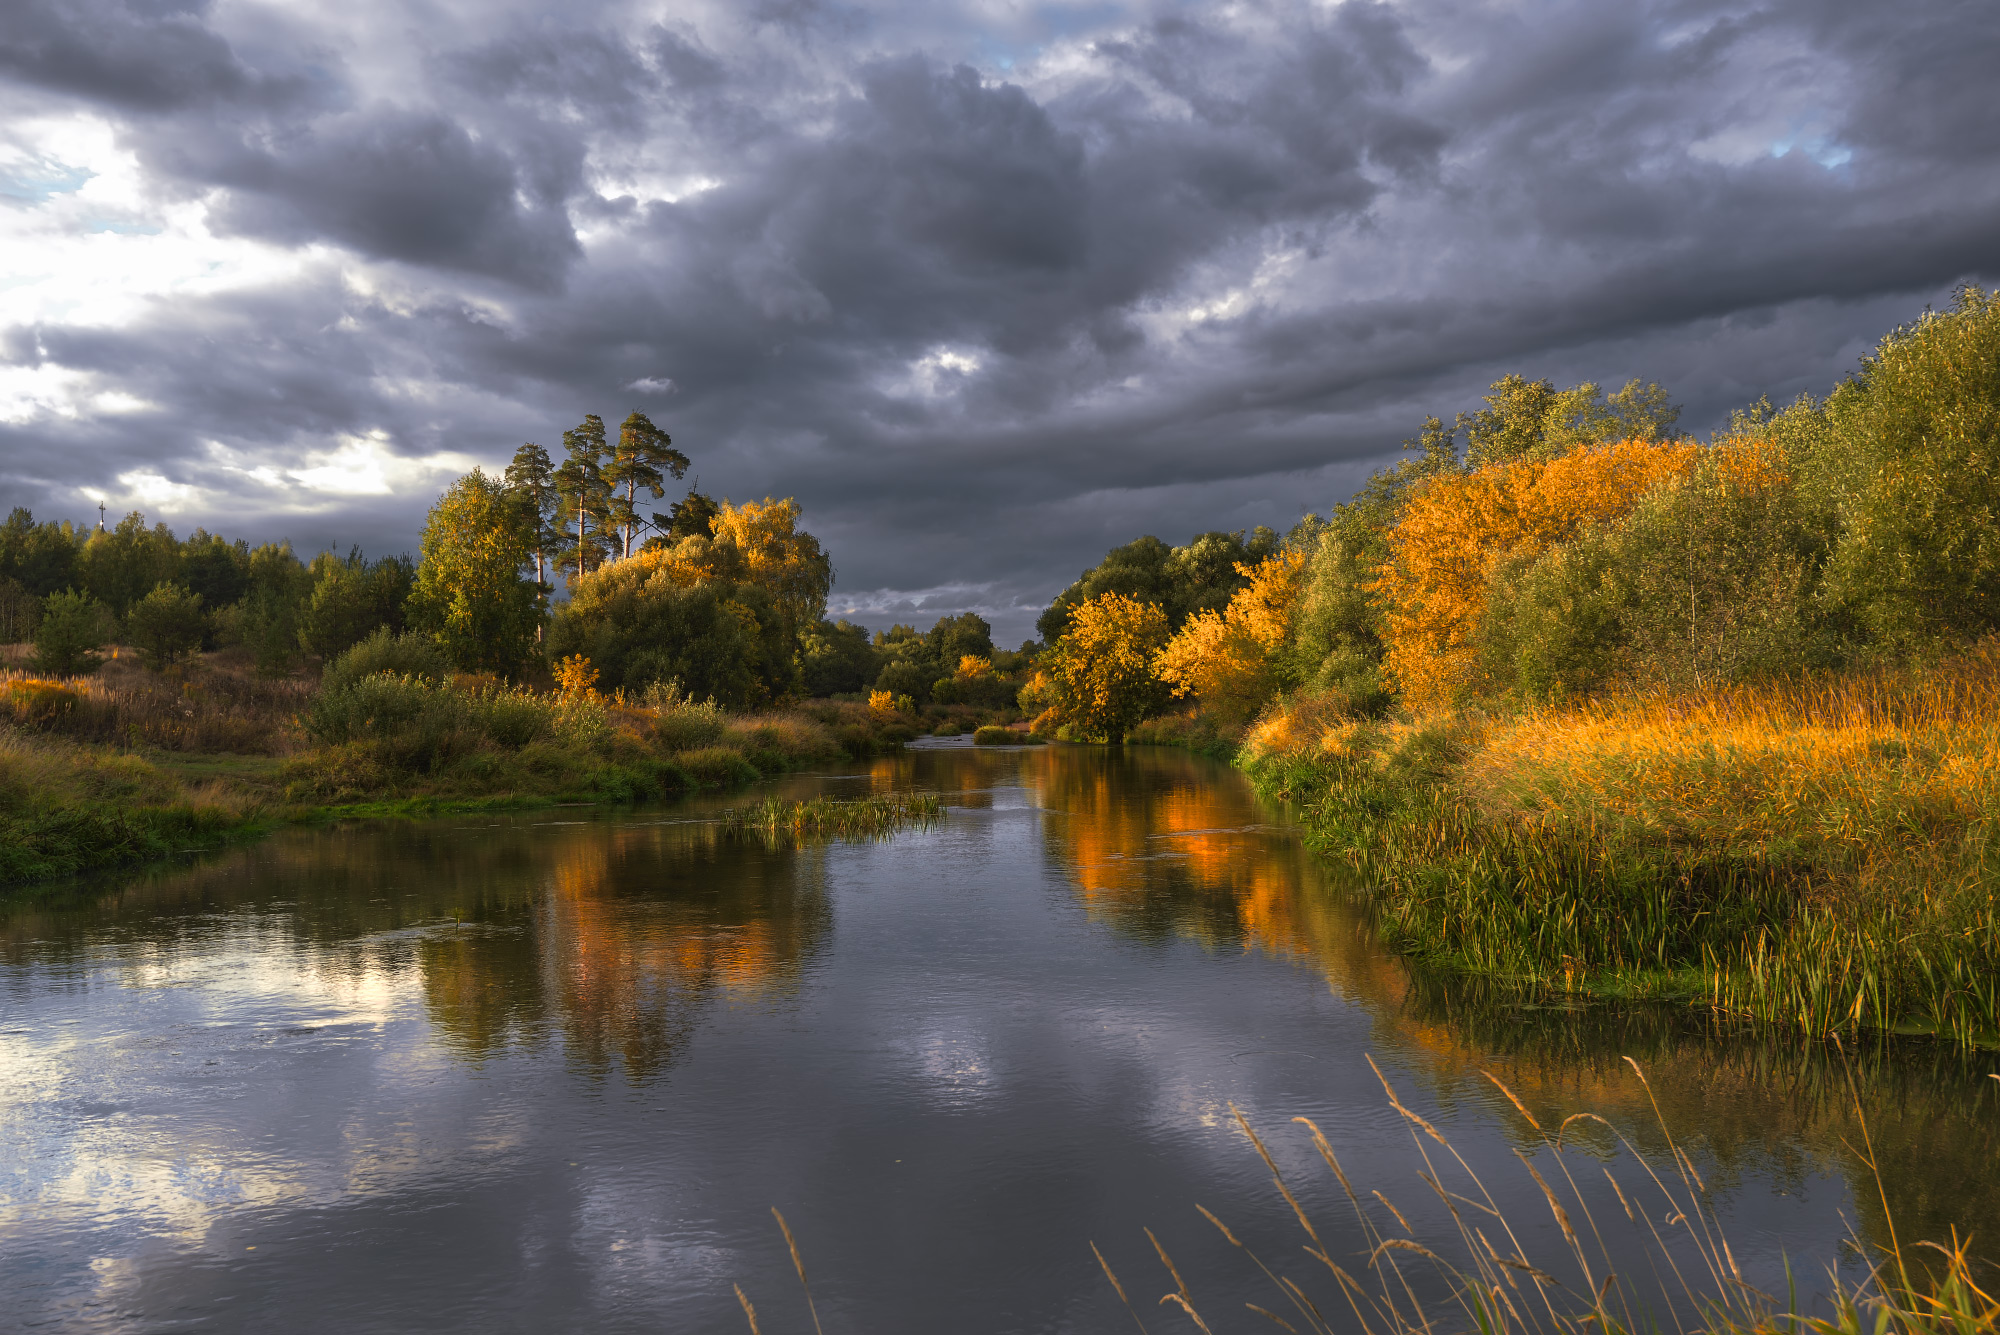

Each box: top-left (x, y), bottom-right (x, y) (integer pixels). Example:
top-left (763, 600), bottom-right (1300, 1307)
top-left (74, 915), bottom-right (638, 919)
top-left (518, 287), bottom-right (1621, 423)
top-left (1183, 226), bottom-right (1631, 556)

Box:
top-left (1106, 1057), bottom-right (2000, 1335)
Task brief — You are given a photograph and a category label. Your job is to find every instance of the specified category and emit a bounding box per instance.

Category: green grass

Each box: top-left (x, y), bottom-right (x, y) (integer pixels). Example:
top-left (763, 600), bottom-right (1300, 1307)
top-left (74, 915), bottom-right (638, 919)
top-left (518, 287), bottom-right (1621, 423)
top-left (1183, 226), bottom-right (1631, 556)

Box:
top-left (723, 792), bottom-right (945, 841)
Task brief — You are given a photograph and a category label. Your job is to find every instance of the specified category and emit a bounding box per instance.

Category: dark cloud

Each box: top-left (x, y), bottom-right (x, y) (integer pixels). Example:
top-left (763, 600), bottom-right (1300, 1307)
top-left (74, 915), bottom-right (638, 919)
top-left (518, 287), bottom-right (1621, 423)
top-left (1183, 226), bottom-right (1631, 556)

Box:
top-left (192, 108), bottom-right (585, 284)
top-left (2, 0), bottom-right (1998, 643)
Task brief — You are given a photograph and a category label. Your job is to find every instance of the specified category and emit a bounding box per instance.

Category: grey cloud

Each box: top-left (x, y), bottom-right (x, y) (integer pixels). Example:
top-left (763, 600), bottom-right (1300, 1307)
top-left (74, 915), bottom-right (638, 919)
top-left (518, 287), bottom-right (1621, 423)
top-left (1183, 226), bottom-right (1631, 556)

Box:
top-left (0, 0), bottom-right (324, 112)
top-left (186, 108), bottom-right (583, 286)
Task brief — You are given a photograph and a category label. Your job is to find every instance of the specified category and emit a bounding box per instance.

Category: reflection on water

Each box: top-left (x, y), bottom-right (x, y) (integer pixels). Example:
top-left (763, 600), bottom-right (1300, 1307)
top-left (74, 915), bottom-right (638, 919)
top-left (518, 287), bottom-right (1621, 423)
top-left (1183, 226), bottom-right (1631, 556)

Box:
top-left (2, 746), bottom-right (1996, 1333)
top-left (3, 813), bottom-right (832, 1087)
top-left (1014, 746), bottom-right (2000, 1275)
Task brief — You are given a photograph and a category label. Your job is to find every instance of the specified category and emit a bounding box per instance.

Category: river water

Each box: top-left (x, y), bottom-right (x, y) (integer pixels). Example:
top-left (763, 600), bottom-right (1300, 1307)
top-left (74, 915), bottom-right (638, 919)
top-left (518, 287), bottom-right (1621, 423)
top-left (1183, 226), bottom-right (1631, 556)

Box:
top-left (3, 743), bottom-right (1997, 1332)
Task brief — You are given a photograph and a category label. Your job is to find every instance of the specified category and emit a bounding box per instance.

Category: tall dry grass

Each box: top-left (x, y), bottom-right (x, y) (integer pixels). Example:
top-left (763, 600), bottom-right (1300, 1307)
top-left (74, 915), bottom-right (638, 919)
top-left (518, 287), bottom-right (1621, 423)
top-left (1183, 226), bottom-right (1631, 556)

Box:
top-left (2, 650), bottom-right (313, 754)
top-left (1090, 1055), bottom-right (1999, 1335)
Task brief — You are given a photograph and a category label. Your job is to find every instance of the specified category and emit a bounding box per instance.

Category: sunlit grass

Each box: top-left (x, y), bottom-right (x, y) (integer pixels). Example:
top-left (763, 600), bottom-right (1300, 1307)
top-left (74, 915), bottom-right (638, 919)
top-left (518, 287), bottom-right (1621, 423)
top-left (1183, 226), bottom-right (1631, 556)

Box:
top-left (1244, 644), bottom-right (2000, 1044)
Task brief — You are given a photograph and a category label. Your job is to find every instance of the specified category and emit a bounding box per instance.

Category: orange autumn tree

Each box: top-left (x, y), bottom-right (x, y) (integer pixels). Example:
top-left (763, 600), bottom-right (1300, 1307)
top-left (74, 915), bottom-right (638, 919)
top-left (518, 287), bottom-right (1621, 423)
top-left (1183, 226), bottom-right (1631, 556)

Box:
top-left (1374, 439), bottom-right (1706, 709)
top-left (1154, 550), bottom-right (1307, 726)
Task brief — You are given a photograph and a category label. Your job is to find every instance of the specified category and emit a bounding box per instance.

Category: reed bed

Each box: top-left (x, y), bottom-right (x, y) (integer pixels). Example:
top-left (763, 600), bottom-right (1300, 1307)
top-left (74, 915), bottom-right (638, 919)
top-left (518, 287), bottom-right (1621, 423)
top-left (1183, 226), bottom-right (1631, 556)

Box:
top-left (1243, 645), bottom-right (2000, 1045)
top-left (724, 793), bottom-right (945, 841)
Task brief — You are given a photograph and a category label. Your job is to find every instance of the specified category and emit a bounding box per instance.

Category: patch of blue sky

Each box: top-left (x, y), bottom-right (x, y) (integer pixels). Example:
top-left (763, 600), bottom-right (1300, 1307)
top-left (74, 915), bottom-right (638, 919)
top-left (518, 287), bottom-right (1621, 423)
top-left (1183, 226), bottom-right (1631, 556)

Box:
top-left (1770, 136), bottom-right (1853, 169)
top-left (960, 0), bottom-right (1145, 73)
top-left (0, 159), bottom-right (94, 205)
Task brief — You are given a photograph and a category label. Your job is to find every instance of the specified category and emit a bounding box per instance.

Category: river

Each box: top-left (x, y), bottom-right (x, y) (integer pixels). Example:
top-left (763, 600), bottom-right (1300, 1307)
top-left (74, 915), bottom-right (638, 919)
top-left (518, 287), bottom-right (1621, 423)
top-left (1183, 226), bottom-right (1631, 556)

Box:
top-left (3, 743), bottom-right (1997, 1332)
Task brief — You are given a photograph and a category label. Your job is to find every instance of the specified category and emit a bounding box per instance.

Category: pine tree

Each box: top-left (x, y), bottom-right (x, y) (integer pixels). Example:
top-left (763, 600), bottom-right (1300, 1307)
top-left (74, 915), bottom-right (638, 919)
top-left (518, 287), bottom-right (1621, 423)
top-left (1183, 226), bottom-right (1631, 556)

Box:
top-left (555, 415), bottom-right (613, 585)
top-left (603, 411), bottom-right (691, 559)
top-left (504, 442), bottom-right (560, 587)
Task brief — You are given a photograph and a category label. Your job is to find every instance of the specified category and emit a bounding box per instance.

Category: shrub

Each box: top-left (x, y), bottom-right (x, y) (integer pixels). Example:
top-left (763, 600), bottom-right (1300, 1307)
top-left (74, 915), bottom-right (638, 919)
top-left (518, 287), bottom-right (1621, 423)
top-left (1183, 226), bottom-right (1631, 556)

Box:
top-left (674, 745), bottom-right (761, 786)
top-left (32, 590), bottom-right (109, 677)
top-left (3, 679), bottom-right (82, 724)
top-left (322, 628), bottom-right (451, 696)
top-left (972, 725), bottom-right (1012, 745)
top-left (648, 683), bottom-right (728, 751)
top-left (126, 583), bottom-right (207, 671)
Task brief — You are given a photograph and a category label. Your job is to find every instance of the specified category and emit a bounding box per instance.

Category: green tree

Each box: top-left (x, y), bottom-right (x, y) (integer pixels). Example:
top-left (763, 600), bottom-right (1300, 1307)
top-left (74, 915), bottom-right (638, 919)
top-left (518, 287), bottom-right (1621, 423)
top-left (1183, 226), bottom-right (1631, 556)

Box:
top-left (240, 541), bottom-right (311, 676)
top-left (1810, 286), bottom-right (2000, 646)
top-left (1037, 528), bottom-right (1280, 643)
top-left (800, 618), bottom-right (879, 696)
top-left (0, 508), bottom-right (83, 597)
top-left (80, 511), bottom-right (180, 618)
top-left (504, 442), bottom-right (560, 593)
top-left (297, 549), bottom-right (411, 660)
top-left (126, 583), bottom-right (207, 671)
top-left (555, 415), bottom-right (614, 585)
top-left (409, 470), bottom-right (542, 674)
top-left (179, 529), bottom-right (250, 612)
top-left (547, 567), bottom-right (790, 709)
top-left (31, 589), bottom-right (108, 676)
top-left (1459, 374), bottom-right (1681, 469)
top-left (0, 576), bottom-right (38, 643)
top-left (602, 411), bottom-right (690, 559)
top-left (657, 487), bottom-right (720, 542)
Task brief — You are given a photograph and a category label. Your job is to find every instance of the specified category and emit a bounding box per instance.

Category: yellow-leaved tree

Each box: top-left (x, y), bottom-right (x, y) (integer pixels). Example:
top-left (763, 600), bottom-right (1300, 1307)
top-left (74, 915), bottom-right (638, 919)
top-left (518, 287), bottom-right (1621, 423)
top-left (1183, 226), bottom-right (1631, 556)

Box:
top-left (1154, 550), bottom-right (1306, 726)
top-left (1020, 592), bottom-right (1170, 743)
top-left (1374, 439), bottom-right (1704, 709)
top-left (640, 497), bottom-right (831, 636)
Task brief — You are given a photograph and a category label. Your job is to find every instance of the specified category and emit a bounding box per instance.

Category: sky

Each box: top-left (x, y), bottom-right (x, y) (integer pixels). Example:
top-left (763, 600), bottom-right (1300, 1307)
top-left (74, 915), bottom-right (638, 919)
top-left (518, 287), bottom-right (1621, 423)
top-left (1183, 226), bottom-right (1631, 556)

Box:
top-left (1, 0), bottom-right (1997, 647)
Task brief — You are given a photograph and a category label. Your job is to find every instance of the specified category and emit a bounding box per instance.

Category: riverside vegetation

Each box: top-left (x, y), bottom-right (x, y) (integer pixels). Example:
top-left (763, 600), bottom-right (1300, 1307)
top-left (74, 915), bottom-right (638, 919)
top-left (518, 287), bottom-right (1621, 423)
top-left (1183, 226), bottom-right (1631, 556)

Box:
top-left (0, 412), bottom-right (1032, 889)
top-left (1024, 288), bottom-right (2000, 1050)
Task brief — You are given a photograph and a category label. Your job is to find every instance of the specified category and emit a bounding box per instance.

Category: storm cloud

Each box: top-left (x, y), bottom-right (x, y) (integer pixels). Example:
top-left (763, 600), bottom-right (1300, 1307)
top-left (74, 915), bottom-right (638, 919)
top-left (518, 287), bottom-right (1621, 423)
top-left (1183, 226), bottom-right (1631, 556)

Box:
top-left (2, 0), bottom-right (1996, 641)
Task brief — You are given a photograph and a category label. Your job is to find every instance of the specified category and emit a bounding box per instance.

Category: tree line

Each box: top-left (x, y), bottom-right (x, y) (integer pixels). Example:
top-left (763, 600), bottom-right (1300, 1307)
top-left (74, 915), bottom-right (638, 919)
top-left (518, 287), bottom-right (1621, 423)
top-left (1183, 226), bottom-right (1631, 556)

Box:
top-left (1025, 286), bottom-right (2000, 738)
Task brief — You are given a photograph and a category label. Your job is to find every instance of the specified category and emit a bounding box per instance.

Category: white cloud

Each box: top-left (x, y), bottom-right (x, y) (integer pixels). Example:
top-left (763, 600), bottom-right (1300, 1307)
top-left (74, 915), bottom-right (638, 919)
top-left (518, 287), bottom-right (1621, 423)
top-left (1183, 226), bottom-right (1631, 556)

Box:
top-left (625, 376), bottom-right (678, 394)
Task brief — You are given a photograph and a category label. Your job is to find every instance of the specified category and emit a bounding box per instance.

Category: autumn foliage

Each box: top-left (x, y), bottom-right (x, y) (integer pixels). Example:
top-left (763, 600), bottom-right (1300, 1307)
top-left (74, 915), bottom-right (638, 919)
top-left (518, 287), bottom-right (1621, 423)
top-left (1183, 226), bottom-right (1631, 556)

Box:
top-left (1372, 439), bottom-right (1704, 709)
top-left (1023, 592), bottom-right (1170, 743)
top-left (1153, 551), bottom-right (1305, 725)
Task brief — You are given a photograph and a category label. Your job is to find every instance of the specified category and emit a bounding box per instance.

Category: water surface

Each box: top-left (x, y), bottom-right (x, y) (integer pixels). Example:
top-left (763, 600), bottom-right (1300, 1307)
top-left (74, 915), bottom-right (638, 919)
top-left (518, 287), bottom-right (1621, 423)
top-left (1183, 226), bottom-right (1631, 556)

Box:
top-left (3, 744), bottom-right (1997, 1332)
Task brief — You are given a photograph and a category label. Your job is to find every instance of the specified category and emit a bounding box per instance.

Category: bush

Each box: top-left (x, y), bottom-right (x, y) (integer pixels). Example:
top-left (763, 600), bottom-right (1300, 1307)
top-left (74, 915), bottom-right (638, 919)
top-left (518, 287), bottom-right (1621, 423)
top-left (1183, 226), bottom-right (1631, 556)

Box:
top-left (32, 590), bottom-right (109, 677)
top-left (4, 679), bottom-right (83, 724)
top-left (674, 746), bottom-right (761, 786)
top-left (646, 682), bottom-right (728, 751)
top-left (972, 725), bottom-right (1013, 745)
top-left (126, 583), bottom-right (207, 671)
top-left (322, 628), bottom-right (451, 696)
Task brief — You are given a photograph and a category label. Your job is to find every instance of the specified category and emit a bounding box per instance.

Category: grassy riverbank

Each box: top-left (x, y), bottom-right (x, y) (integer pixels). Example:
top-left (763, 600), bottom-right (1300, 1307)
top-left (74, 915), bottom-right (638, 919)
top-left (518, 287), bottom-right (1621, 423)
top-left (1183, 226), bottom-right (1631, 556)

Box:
top-left (1241, 644), bottom-right (2000, 1046)
top-left (0, 647), bottom-right (922, 891)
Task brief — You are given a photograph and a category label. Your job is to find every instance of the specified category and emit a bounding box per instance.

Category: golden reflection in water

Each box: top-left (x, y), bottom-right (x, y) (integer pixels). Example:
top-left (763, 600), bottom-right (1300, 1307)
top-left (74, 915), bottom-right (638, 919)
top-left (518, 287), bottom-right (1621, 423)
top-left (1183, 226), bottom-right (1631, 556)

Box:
top-left (1021, 745), bottom-right (1387, 980)
top-left (1019, 745), bottom-right (2000, 1267)
top-left (424, 821), bottom-right (830, 1082)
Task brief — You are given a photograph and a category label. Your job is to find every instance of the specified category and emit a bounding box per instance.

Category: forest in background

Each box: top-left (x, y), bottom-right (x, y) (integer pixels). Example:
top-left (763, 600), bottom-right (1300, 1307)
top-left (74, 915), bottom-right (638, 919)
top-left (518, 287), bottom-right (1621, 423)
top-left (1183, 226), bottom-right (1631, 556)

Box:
top-left (0, 409), bottom-right (1057, 886)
